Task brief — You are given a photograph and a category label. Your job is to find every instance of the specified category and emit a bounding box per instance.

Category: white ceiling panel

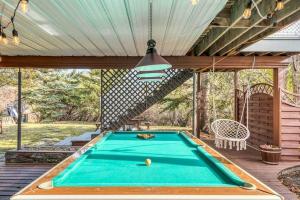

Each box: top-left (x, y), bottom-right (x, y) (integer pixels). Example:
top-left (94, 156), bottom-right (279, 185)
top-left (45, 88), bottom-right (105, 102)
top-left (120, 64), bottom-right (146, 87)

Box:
top-left (0, 0), bottom-right (227, 56)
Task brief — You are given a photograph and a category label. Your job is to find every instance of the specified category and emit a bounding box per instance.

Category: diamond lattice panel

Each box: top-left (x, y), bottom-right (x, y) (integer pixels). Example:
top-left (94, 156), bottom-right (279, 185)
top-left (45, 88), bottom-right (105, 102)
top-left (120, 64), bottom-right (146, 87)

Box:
top-left (100, 69), bottom-right (193, 131)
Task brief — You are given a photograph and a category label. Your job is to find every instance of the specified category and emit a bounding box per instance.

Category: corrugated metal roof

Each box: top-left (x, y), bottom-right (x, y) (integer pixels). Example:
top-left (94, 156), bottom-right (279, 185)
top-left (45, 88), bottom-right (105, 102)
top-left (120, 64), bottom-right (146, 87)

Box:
top-left (241, 20), bottom-right (300, 53)
top-left (0, 0), bottom-right (227, 56)
top-left (268, 20), bottom-right (300, 39)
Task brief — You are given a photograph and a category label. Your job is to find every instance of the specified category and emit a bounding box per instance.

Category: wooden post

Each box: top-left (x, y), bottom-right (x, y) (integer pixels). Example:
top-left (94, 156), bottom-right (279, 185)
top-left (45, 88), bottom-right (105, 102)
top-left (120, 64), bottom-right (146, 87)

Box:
top-left (99, 70), bottom-right (103, 131)
top-left (234, 70), bottom-right (239, 121)
top-left (17, 68), bottom-right (22, 150)
top-left (192, 73), bottom-right (196, 136)
top-left (273, 68), bottom-right (284, 146)
top-left (0, 119), bottom-right (2, 134)
top-left (194, 72), bottom-right (201, 138)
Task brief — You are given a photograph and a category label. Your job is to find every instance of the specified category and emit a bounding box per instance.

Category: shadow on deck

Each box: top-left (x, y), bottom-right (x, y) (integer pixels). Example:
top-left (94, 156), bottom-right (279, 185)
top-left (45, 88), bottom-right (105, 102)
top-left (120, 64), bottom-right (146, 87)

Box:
top-left (203, 138), bottom-right (299, 200)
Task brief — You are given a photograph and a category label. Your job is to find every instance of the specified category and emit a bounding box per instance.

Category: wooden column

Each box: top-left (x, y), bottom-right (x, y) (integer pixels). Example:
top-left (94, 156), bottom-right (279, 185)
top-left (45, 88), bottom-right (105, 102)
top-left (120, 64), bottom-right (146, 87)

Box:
top-left (194, 72), bottom-right (201, 138)
top-left (0, 119), bottom-right (2, 134)
top-left (273, 68), bottom-right (284, 146)
top-left (192, 73), bottom-right (196, 136)
top-left (234, 70), bottom-right (239, 121)
top-left (99, 70), bottom-right (103, 131)
top-left (17, 68), bottom-right (22, 150)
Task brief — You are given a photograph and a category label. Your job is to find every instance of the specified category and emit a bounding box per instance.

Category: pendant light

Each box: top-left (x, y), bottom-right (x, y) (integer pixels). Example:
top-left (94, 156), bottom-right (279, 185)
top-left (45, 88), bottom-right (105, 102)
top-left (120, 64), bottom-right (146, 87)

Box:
top-left (135, 39), bottom-right (172, 72)
top-left (137, 69), bottom-right (166, 78)
top-left (135, 0), bottom-right (172, 82)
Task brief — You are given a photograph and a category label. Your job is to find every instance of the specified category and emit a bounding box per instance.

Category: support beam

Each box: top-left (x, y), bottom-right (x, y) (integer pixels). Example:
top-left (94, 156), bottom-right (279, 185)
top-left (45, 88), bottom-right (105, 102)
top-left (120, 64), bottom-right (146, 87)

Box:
top-left (208, 0), bottom-right (277, 56)
top-left (191, 0), bottom-right (263, 55)
top-left (17, 68), bottom-right (22, 150)
top-left (0, 119), bottom-right (2, 134)
top-left (273, 68), bottom-right (284, 146)
top-left (219, 0), bottom-right (300, 56)
top-left (258, 52), bottom-right (271, 56)
top-left (211, 18), bottom-right (280, 28)
top-left (242, 52), bottom-right (255, 56)
top-left (192, 27), bottom-right (226, 55)
top-left (0, 56), bottom-right (289, 70)
top-left (192, 73), bottom-right (196, 136)
top-left (234, 70), bottom-right (239, 121)
top-left (237, 11), bottom-right (300, 56)
top-left (195, 72), bottom-right (201, 138)
top-left (237, 10), bottom-right (300, 55)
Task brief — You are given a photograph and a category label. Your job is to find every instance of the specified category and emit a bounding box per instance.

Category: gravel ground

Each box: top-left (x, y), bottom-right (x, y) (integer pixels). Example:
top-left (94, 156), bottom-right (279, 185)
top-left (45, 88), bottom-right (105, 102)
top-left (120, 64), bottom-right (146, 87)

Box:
top-left (278, 165), bottom-right (300, 198)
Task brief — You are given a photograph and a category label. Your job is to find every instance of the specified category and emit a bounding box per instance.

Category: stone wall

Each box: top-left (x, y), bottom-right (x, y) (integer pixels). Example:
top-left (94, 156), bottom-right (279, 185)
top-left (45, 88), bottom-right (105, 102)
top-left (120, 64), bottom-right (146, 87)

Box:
top-left (5, 150), bottom-right (74, 163)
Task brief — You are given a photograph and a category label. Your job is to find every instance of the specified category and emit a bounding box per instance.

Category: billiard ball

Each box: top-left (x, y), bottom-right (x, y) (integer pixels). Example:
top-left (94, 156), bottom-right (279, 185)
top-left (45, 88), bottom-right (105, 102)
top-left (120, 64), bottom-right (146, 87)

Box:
top-left (145, 159), bottom-right (151, 166)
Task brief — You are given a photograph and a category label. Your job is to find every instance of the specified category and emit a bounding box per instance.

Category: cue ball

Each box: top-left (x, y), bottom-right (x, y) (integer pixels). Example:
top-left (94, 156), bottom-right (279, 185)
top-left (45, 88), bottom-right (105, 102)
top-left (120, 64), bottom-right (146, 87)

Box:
top-left (145, 159), bottom-right (151, 166)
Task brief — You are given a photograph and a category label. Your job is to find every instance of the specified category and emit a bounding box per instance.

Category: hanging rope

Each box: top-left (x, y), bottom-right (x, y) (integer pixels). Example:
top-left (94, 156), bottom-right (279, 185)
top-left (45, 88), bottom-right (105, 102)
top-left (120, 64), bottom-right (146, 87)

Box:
top-left (233, 56), bottom-right (255, 139)
top-left (251, 0), bottom-right (267, 20)
top-left (149, 0), bottom-right (153, 40)
top-left (210, 57), bottom-right (256, 151)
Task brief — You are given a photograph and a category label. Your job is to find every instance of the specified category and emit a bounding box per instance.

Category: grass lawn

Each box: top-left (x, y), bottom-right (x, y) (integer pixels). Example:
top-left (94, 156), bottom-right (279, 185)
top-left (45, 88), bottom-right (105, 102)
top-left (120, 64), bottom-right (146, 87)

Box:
top-left (0, 123), bottom-right (192, 159)
top-left (0, 122), bottom-right (95, 153)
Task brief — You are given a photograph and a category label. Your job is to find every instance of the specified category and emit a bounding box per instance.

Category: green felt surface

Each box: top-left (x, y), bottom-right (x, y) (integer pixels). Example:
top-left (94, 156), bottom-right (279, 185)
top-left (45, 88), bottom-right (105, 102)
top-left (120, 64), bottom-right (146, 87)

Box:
top-left (53, 131), bottom-right (245, 187)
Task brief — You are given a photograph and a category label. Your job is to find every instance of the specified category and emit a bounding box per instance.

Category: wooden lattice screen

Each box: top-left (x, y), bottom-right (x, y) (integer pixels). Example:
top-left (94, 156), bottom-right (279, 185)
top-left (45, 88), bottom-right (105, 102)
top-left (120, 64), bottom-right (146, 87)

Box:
top-left (100, 69), bottom-right (193, 131)
top-left (236, 83), bottom-right (300, 160)
top-left (236, 83), bottom-right (274, 147)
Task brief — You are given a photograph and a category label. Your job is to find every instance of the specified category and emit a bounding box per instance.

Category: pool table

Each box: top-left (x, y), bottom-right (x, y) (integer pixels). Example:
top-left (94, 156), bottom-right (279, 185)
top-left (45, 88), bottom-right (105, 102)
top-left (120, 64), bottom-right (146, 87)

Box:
top-left (12, 131), bottom-right (281, 200)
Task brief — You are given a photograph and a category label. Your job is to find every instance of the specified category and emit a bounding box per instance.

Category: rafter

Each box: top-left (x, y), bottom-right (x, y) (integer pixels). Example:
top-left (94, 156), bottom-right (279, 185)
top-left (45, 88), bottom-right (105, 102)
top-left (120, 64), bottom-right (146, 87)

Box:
top-left (258, 52), bottom-right (271, 56)
top-left (220, 1), bottom-right (300, 56)
top-left (241, 52), bottom-right (255, 56)
top-left (190, 0), bottom-right (263, 56)
top-left (233, 11), bottom-right (300, 55)
top-left (207, 0), bottom-right (277, 56)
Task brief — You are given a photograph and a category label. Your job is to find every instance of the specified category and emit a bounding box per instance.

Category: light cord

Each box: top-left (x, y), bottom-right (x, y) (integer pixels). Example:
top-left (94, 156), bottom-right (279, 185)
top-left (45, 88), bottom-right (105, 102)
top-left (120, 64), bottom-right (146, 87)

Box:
top-left (251, 0), bottom-right (267, 20)
top-left (1, 0), bottom-right (24, 34)
top-left (149, 0), bottom-right (153, 40)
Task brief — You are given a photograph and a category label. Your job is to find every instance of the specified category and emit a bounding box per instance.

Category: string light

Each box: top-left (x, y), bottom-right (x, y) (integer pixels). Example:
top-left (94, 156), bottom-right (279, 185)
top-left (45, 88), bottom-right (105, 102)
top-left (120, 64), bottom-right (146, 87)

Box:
top-left (2, 32), bottom-right (8, 45)
top-left (243, 0), bottom-right (285, 20)
top-left (191, 0), bottom-right (200, 6)
top-left (12, 29), bottom-right (20, 45)
top-left (243, 1), bottom-right (252, 19)
top-left (20, 0), bottom-right (29, 14)
top-left (0, 0), bottom-right (30, 46)
top-left (276, 0), bottom-right (284, 11)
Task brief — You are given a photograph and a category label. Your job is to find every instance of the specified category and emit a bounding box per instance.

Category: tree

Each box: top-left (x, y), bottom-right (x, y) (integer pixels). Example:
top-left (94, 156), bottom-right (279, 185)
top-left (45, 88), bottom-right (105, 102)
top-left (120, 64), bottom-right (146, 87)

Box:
top-left (197, 73), bottom-right (209, 132)
top-left (23, 69), bottom-right (101, 122)
top-left (160, 80), bottom-right (193, 127)
top-left (0, 69), bottom-right (17, 87)
top-left (292, 55), bottom-right (300, 94)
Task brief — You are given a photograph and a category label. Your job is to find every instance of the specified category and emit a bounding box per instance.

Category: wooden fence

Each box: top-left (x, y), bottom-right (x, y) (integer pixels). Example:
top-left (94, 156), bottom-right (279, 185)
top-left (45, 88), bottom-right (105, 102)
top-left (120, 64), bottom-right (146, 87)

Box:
top-left (236, 83), bottom-right (300, 161)
top-left (280, 89), bottom-right (300, 161)
top-left (236, 83), bottom-right (274, 148)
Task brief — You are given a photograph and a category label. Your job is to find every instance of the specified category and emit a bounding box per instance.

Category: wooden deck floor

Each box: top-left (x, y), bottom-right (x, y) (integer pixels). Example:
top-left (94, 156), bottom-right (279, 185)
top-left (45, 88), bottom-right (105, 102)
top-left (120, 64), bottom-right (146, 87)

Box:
top-left (203, 139), bottom-right (299, 200)
top-left (0, 162), bottom-right (53, 200)
top-left (0, 143), bottom-right (298, 200)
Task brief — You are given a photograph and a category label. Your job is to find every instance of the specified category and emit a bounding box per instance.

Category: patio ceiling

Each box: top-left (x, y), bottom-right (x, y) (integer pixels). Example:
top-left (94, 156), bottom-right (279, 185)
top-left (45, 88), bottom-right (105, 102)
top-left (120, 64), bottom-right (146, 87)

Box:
top-left (189, 0), bottom-right (300, 56)
top-left (0, 0), bottom-right (299, 70)
top-left (0, 0), bottom-right (226, 56)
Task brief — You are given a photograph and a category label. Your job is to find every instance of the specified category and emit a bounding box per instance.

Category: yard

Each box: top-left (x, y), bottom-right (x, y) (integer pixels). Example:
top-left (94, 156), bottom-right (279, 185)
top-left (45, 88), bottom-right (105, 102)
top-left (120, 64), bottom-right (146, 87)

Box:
top-left (0, 122), bottom-right (192, 157)
top-left (0, 122), bottom-right (95, 154)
